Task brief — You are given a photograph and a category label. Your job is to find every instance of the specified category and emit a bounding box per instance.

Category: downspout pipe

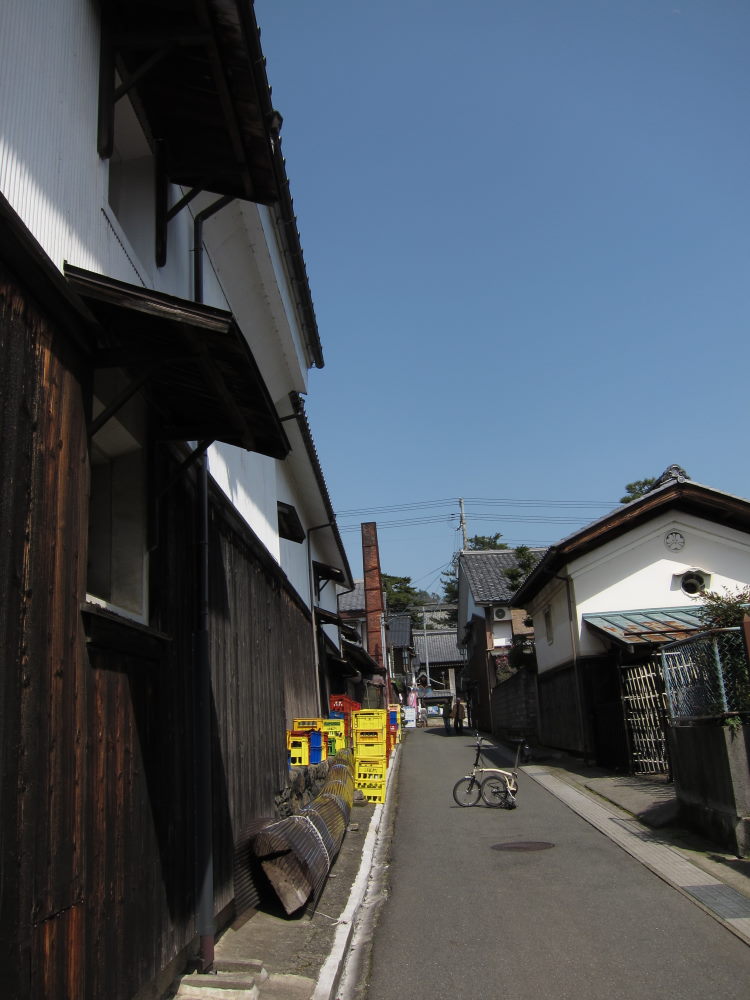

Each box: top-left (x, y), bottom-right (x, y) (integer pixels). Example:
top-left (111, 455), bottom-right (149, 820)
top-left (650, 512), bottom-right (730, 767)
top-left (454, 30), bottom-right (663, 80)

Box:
top-left (553, 573), bottom-right (590, 761)
top-left (193, 194), bottom-right (233, 973)
top-left (307, 522), bottom-right (334, 717)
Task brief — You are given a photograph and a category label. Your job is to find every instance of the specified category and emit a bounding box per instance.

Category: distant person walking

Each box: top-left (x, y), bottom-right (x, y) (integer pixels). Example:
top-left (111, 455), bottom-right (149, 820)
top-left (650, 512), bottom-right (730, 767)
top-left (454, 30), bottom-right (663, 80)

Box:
top-left (453, 698), bottom-right (465, 735)
top-left (442, 701), bottom-right (452, 733)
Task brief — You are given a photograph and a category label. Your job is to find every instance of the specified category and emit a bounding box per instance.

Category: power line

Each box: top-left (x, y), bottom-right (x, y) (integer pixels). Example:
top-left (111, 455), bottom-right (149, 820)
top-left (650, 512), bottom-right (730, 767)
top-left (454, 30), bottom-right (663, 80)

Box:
top-left (335, 495), bottom-right (618, 516)
top-left (337, 512), bottom-right (600, 531)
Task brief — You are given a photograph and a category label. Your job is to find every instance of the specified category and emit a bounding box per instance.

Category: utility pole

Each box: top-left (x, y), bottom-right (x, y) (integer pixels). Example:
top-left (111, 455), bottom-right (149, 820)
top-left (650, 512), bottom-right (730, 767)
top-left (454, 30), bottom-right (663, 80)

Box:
top-left (459, 497), bottom-right (467, 549)
top-left (422, 605), bottom-right (431, 687)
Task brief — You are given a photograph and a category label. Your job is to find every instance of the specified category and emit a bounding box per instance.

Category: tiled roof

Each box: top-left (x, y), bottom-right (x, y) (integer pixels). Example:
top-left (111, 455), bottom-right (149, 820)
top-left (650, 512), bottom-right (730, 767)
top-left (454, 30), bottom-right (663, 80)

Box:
top-left (514, 477), bottom-right (750, 607)
top-left (386, 614), bottom-right (412, 648)
top-left (414, 630), bottom-right (465, 667)
top-left (338, 580), bottom-right (365, 613)
top-left (460, 549), bottom-right (545, 604)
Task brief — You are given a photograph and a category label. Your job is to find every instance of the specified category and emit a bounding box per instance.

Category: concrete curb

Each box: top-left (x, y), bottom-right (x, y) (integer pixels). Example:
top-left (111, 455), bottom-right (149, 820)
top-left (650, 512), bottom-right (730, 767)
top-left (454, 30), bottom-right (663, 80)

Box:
top-left (311, 745), bottom-right (401, 1000)
top-left (524, 765), bottom-right (750, 947)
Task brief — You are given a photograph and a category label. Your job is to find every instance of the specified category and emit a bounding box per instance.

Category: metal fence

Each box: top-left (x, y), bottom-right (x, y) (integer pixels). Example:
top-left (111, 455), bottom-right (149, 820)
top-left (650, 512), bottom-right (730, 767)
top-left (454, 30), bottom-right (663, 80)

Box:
top-left (660, 627), bottom-right (750, 721)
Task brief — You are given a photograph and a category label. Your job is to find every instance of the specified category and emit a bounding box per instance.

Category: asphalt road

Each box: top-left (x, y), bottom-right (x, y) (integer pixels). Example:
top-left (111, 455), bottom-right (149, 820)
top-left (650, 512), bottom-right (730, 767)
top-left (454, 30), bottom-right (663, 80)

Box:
top-left (364, 727), bottom-right (750, 1000)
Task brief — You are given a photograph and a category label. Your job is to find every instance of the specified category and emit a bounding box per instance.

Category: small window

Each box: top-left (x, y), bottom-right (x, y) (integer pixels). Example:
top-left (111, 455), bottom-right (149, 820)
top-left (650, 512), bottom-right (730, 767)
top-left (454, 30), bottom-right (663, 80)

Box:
top-left (87, 371), bottom-right (148, 622)
top-left (544, 607), bottom-right (553, 644)
top-left (681, 571), bottom-right (709, 597)
top-left (278, 501), bottom-right (305, 543)
top-left (107, 85), bottom-right (155, 270)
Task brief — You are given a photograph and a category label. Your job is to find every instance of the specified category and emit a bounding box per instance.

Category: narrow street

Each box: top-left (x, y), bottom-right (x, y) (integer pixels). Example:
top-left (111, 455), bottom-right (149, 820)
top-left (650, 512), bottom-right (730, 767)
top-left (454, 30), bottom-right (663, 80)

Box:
top-left (361, 727), bottom-right (750, 1000)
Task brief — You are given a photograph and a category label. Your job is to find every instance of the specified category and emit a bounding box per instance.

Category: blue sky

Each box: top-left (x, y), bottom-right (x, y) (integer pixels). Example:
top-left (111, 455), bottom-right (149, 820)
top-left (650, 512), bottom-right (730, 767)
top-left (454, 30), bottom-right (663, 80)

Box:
top-left (255, 0), bottom-right (750, 594)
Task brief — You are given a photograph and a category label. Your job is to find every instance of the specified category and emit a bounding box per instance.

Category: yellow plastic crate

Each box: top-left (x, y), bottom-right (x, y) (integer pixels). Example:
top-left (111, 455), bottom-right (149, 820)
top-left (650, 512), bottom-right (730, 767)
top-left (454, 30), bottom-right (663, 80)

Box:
top-left (355, 728), bottom-right (385, 742)
top-left (287, 735), bottom-right (310, 766)
top-left (293, 718), bottom-right (322, 731)
top-left (356, 759), bottom-right (387, 781)
top-left (354, 741), bottom-right (386, 759)
top-left (321, 719), bottom-right (346, 737)
top-left (352, 709), bottom-right (387, 731)
top-left (359, 784), bottom-right (386, 804)
top-left (356, 777), bottom-right (386, 792)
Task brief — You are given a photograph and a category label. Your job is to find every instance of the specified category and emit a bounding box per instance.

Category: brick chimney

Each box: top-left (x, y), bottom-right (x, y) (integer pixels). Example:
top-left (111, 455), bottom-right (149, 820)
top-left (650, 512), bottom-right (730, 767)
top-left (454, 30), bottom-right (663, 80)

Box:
top-left (361, 522), bottom-right (384, 669)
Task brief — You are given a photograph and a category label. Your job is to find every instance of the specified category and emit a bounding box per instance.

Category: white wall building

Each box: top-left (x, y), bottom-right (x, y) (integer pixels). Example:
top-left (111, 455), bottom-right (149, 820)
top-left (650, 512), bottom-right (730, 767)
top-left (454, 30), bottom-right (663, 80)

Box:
top-left (513, 470), bottom-right (750, 765)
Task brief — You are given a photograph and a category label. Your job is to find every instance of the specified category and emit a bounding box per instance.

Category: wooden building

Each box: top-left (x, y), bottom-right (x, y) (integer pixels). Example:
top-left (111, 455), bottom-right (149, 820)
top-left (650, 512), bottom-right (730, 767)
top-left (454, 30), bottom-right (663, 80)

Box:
top-left (0, 3), bottom-right (352, 997)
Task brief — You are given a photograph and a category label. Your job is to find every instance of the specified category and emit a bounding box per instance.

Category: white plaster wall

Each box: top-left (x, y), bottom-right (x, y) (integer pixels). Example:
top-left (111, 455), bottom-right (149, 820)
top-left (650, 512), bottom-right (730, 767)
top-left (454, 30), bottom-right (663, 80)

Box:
top-left (570, 512), bottom-right (750, 655)
top-left (200, 202), bottom-right (311, 402)
top-left (0, 2), bottom-right (203, 297)
top-left (1, 0), bottom-right (344, 612)
top-left (490, 615), bottom-right (513, 648)
top-left (526, 578), bottom-right (576, 673)
top-left (208, 445), bottom-right (279, 557)
top-left (528, 511), bottom-right (750, 672)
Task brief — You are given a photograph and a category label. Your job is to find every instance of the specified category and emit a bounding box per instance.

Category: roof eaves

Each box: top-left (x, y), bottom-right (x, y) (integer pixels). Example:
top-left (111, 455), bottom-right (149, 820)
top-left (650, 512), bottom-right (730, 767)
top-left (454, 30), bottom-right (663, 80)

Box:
top-left (285, 392), bottom-right (353, 589)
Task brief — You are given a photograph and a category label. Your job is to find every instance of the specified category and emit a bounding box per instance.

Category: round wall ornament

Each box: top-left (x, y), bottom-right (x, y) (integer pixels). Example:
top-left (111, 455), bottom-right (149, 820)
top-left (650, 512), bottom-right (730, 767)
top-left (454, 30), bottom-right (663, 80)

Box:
top-left (664, 530), bottom-right (685, 552)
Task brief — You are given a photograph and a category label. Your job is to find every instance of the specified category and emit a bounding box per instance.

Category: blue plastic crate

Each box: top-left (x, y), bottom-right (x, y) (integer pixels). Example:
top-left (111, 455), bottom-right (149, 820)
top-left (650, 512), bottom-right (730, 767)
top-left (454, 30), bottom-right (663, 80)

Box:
top-left (309, 747), bottom-right (324, 764)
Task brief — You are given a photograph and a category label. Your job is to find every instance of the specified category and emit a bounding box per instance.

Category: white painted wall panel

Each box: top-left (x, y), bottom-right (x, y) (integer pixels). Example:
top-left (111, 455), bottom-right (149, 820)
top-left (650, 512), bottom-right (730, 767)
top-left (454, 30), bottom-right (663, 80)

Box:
top-left (1, 0), bottom-right (343, 603)
top-left (209, 445), bottom-right (279, 559)
top-left (529, 511), bottom-right (750, 672)
top-left (0, 1), bottom-right (104, 273)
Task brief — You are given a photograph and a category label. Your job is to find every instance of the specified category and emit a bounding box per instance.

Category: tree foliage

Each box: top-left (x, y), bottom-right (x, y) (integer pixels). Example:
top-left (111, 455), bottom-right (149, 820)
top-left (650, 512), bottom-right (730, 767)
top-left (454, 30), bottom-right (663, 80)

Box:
top-left (440, 533), bottom-right (508, 610)
top-left (501, 545), bottom-right (536, 593)
top-left (620, 478), bottom-right (657, 504)
top-left (466, 533), bottom-right (508, 550)
top-left (382, 574), bottom-right (437, 622)
top-left (620, 466), bottom-right (691, 504)
top-left (694, 587), bottom-right (750, 629)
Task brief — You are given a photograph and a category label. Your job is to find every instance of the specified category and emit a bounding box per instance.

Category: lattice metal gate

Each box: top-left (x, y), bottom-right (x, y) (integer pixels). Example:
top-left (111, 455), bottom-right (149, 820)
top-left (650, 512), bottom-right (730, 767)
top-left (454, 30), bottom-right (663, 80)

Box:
top-left (620, 659), bottom-right (670, 775)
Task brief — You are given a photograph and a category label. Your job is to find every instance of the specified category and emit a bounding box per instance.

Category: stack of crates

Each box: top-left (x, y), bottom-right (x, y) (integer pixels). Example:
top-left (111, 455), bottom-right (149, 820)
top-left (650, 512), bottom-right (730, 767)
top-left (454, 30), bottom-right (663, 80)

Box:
top-left (288, 718), bottom-right (329, 765)
top-left (353, 708), bottom-right (387, 803)
top-left (320, 717), bottom-right (347, 754)
top-left (287, 729), bottom-right (310, 766)
top-left (329, 695), bottom-right (361, 743)
top-left (387, 704), bottom-right (401, 756)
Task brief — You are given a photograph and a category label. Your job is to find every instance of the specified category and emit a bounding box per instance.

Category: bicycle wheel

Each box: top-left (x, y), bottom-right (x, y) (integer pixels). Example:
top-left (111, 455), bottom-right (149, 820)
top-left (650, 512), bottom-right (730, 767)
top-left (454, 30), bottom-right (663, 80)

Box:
top-left (452, 776), bottom-right (481, 806)
top-left (481, 775), bottom-right (515, 809)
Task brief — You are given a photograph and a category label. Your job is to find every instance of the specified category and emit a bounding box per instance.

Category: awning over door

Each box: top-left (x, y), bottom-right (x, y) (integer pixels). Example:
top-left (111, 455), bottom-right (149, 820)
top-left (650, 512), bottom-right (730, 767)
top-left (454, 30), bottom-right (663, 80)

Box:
top-left (342, 639), bottom-right (386, 676)
top-left (583, 607), bottom-right (704, 646)
top-left (65, 264), bottom-right (289, 458)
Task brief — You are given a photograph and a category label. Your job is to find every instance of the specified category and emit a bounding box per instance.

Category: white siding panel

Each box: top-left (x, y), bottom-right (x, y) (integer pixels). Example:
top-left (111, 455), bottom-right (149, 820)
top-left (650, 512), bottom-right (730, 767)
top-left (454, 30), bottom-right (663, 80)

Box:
top-left (0, 1), bottom-right (104, 272)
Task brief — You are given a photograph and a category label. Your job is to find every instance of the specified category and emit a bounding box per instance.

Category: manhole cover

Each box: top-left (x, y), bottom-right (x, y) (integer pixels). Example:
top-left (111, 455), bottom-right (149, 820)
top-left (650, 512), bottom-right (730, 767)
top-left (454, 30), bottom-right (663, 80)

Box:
top-left (491, 841), bottom-right (555, 852)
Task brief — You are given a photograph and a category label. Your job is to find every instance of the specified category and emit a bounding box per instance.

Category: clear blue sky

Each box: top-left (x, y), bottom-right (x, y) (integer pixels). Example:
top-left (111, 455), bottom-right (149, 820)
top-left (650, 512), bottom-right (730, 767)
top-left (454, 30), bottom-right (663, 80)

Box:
top-left (255, 0), bottom-right (750, 595)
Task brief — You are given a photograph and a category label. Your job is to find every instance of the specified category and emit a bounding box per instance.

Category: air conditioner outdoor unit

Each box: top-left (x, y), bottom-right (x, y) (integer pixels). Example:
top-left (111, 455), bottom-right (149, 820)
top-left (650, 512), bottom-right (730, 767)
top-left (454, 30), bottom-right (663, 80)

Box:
top-left (493, 607), bottom-right (509, 621)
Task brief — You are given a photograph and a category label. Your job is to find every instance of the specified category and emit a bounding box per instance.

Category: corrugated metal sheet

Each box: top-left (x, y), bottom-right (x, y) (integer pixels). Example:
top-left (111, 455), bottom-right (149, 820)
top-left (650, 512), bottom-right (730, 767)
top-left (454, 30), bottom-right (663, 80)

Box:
top-left (583, 607), bottom-right (704, 645)
top-left (0, 1), bottom-right (103, 274)
top-left (251, 752), bottom-right (355, 915)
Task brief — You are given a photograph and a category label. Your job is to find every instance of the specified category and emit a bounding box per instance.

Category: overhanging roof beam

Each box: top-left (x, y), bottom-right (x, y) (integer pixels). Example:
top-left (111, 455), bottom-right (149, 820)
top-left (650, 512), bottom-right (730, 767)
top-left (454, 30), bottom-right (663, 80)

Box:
top-left (88, 362), bottom-right (163, 438)
top-left (179, 323), bottom-right (259, 452)
top-left (195, 4), bottom-right (256, 200)
top-left (93, 348), bottom-right (195, 368)
top-left (167, 187), bottom-right (203, 222)
top-left (113, 46), bottom-right (174, 103)
top-left (158, 440), bottom-right (214, 499)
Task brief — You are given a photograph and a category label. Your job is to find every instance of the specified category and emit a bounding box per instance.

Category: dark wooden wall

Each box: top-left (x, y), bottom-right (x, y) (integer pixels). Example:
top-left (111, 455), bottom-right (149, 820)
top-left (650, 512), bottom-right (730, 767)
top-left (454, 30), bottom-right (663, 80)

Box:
top-left (1, 256), bottom-right (322, 1000)
top-left (490, 668), bottom-right (538, 741)
top-left (537, 664), bottom-right (585, 753)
